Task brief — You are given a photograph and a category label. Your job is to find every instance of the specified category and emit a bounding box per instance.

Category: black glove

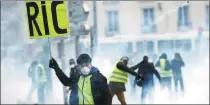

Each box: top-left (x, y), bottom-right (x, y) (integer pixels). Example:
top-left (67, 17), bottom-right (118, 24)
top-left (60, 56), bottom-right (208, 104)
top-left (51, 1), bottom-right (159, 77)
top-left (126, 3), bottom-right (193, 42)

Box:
top-left (136, 79), bottom-right (143, 87)
top-left (136, 74), bottom-right (144, 81)
top-left (135, 75), bottom-right (144, 87)
top-left (49, 57), bottom-right (59, 69)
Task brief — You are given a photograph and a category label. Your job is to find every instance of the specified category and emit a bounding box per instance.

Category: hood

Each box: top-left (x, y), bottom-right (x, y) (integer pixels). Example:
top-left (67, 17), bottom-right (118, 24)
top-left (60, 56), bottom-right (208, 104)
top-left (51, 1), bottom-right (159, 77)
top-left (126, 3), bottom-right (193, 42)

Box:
top-left (89, 66), bottom-right (100, 74)
top-left (140, 59), bottom-right (149, 64)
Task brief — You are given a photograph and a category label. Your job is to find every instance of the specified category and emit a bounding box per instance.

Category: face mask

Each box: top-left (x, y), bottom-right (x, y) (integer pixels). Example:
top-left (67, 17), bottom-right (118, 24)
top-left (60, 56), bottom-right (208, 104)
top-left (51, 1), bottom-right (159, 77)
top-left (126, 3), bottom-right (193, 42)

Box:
top-left (123, 60), bottom-right (128, 65)
top-left (81, 67), bottom-right (91, 75)
top-left (70, 64), bottom-right (75, 68)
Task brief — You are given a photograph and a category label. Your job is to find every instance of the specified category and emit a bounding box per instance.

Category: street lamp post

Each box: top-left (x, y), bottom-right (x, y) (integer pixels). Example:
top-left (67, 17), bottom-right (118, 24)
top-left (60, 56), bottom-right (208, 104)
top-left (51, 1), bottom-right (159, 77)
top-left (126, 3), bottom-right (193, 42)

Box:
top-left (91, 0), bottom-right (98, 57)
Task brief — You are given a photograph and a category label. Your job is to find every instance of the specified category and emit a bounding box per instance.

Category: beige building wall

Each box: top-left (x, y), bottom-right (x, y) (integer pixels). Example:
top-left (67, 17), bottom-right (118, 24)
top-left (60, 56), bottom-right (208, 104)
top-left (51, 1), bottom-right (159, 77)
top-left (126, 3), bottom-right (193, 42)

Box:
top-left (82, 1), bottom-right (209, 38)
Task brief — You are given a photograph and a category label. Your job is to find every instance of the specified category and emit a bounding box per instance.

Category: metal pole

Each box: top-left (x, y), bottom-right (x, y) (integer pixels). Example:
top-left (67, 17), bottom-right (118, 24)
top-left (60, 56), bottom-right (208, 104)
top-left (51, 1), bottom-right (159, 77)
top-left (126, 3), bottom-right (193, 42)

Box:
top-left (41, 41), bottom-right (53, 104)
top-left (90, 28), bottom-right (94, 57)
top-left (75, 35), bottom-right (80, 58)
top-left (58, 40), bottom-right (68, 104)
top-left (91, 0), bottom-right (98, 57)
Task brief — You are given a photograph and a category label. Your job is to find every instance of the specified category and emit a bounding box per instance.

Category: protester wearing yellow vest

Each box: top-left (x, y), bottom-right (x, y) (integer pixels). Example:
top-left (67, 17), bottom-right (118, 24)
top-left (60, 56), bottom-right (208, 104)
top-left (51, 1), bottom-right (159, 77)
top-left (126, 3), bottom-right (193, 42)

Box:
top-left (155, 53), bottom-right (172, 91)
top-left (26, 61), bottom-right (47, 104)
top-left (109, 56), bottom-right (142, 105)
top-left (49, 53), bottom-right (111, 105)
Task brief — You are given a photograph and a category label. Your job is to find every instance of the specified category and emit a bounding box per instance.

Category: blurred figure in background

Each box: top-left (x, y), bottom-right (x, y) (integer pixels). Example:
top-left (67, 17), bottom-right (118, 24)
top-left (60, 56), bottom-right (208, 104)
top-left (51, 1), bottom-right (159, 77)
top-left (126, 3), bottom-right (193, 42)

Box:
top-left (26, 60), bottom-right (47, 104)
top-left (171, 53), bottom-right (185, 94)
top-left (68, 58), bottom-right (80, 83)
top-left (155, 53), bottom-right (172, 91)
top-left (131, 56), bottom-right (161, 104)
top-left (66, 58), bottom-right (81, 104)
top-left (109, 56), bottom-right (142, 105)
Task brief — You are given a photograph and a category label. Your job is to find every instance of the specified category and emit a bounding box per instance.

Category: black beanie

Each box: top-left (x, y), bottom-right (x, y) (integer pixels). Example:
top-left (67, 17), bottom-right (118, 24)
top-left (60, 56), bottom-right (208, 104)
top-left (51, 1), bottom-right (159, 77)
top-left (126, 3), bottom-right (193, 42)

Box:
top-left (77, 53), bottom-right (92, 65)
top-left (69, 59), bottom-right (75, 64)
top-left (143, 56), bottom-right (148, 61)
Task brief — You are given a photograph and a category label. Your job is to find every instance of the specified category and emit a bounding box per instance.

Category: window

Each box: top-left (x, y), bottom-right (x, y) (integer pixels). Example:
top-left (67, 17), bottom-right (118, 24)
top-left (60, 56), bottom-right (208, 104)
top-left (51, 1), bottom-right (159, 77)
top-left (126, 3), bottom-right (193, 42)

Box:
top-left (100, 43), bottom-right (118, 56)
top-left (127, 42), bottom-right (133, 53)
top-left (100, 43), bottom-right (129, 56)
top-left (158, 40), bottom-right (174, 54)
top-left (206, 5), bottom-right (209, 30)
top-left (106, 11), bottom-right (119, 34)
top-left (175, 40), bottom-right (192, 52)
top-left (147, 41), bottom-right (154, 54)
top-left (136, 41), bottom-right (144, 53)
top-left (177, 6), bottom-right (192, 31)
top-left (142, 8), bottom-right (156, 33)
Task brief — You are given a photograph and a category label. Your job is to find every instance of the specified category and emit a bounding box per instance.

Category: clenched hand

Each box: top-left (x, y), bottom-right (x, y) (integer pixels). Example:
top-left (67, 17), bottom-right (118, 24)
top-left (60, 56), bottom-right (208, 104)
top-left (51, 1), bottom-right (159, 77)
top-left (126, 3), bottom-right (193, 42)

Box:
top-left (49, 57), bottom-right (59, 69)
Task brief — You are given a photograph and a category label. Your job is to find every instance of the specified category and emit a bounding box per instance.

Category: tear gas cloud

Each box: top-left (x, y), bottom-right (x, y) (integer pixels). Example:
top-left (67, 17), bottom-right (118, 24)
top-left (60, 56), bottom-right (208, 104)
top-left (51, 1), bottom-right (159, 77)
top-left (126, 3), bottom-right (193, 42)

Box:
top-left (1, 1), bottom-right (209, 104)
top-left (92, 42), bottom-right (209, 104)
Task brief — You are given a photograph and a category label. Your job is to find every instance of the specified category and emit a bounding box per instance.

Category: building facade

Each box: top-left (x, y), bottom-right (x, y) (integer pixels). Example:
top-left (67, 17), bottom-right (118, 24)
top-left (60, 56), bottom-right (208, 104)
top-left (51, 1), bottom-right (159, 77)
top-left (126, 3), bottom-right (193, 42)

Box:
top-left (42, 1), bottom-right (210, 59)
top-left (84, 1), bottom-right (209, 38)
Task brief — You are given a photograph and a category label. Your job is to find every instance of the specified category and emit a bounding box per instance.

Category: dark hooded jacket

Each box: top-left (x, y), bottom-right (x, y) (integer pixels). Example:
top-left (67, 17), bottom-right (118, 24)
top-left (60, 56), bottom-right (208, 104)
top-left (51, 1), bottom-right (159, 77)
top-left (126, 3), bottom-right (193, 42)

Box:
top-left (131, 61), bottom-right (161, 87)
top-left (54, 66), bottom-right (111, 105)
top-left (69, 65), bottom-right (80, 83)
top-left (171, 59), bottom-right (185, 76)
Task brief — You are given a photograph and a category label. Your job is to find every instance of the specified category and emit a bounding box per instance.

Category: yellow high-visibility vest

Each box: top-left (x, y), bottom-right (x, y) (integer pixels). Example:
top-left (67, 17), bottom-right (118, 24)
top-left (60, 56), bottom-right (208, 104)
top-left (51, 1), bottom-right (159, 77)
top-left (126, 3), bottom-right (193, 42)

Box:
top-left (78, 75), bottom-right (94, 105)
top-left (35, 64), bottom-right (47, 83)
top-left (110, 61), bottom-right (128, 84)
top-left (159, 59), bottom-right (172, 77)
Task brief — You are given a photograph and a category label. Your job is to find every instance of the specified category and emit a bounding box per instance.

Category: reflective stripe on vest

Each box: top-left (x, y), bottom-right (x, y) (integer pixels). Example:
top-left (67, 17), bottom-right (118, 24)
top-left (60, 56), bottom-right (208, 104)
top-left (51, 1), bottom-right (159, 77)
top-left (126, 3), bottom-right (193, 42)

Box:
top-left (35, 64), bottom-right (47, 83)
top-left (78, 75), bottom-right (94, 105)
top-left (159, 59), bottom-right (172, 77)
top-left (110, 61), bottom-right (128, 84)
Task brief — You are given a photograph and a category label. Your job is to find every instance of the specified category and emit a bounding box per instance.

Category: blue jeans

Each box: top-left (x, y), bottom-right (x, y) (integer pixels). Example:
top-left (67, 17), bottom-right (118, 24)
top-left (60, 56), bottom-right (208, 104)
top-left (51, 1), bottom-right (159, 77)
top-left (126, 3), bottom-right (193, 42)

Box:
top-left (69, 84), bottom-right (79, 105)
top-left (141, 83), bottom-right (154, 104)
top-left (174, 75), bottom-right (184, 93)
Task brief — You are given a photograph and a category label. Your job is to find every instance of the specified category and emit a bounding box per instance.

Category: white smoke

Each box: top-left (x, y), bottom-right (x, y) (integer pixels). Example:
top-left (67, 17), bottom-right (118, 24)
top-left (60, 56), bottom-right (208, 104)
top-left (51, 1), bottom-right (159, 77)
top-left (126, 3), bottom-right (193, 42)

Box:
top-left (1, 1), bottom-right (209, 104)
top-left (91, 52), bottom-right (209, 104)
top-left (1, 49), bottom-right (208, 104)
top-left (91, 28), bottom-right (209, 104)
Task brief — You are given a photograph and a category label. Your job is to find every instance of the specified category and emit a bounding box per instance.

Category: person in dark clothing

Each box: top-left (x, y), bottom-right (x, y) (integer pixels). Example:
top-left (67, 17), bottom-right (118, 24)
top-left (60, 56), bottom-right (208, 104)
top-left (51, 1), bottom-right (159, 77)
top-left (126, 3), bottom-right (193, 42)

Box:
top-left (109, 56), bottom-right (143, 105)
top-left (171, 53), bottom-right (185, 93)
top-left (68, 58), bottom-right (81, 104)
top-left (155, 53), bottom-right (172, 91)
top-left (67, 59), bottom-right (80, 90)
top-left (49, 53), bottom-right (111, 105)
top-left (131, 56), bottom-right (161, 104)
top-left (65, 58), bottom-right (81, 104)
top-left (69, 59), bottom-right (80, 81)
